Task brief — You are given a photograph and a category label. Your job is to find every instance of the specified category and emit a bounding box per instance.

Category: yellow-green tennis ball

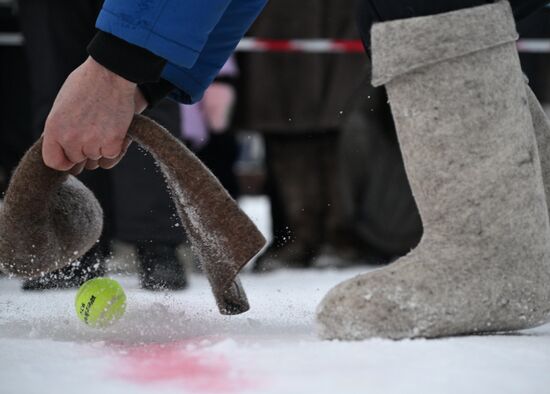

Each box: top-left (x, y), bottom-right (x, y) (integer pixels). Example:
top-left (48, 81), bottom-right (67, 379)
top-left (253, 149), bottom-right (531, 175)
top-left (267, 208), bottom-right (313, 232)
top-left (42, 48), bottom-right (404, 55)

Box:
top-left (75, 278), bottom-right (126, 328)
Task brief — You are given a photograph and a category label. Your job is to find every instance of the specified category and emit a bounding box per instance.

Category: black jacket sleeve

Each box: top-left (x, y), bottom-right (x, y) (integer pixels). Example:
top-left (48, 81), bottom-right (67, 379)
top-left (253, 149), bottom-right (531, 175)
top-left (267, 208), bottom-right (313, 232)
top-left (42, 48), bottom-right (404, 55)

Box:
top-left (138, 79), bottom-right (176, 108)
top-left (87, 31), bottom-right (167, 84)
top-left (88, 31), bottom-right (182, 106)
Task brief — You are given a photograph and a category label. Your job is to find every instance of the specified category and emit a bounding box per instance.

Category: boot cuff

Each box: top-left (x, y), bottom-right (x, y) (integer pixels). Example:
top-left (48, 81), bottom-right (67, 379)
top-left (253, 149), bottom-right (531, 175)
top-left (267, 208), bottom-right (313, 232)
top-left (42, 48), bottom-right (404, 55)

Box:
top-left (371, 1), bottom-right (518, 87)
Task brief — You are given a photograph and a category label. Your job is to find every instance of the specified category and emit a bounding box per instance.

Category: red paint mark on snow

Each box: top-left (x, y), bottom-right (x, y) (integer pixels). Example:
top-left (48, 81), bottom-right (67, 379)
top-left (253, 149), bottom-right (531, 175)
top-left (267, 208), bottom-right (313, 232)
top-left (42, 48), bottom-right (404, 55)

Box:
top-left (110, 339), bottom-right (260, 393)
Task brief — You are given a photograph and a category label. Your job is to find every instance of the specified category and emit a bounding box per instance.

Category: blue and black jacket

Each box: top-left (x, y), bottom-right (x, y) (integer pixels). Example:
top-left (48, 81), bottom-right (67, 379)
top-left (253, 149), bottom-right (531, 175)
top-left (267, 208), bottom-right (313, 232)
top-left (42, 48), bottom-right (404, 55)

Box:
top-left (88, 0), bottom-right (268, 105)
top-left (87, 0), bottom-right (549, 106)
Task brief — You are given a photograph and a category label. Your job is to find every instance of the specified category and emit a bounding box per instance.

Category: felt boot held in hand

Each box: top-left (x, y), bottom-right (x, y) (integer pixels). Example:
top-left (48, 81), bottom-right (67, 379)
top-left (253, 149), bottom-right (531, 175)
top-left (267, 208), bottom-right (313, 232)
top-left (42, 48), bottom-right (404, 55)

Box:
top-left (317, 1), bottom-right (550, 340)
top-left (128, 115), bottom-right (266, 314)
top-left (0, 145), bottom-right (103, 277)
top-left (0, 115), bottom-right (265, 315)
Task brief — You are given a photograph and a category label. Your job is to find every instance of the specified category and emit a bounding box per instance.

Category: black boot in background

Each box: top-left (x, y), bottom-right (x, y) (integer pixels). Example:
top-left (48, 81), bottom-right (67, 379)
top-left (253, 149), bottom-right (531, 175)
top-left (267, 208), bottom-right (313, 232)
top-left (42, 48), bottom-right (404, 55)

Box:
top-left (137, 242), bottom-right (188, 291)
top-left (22, 242), bottom-right (109, 290)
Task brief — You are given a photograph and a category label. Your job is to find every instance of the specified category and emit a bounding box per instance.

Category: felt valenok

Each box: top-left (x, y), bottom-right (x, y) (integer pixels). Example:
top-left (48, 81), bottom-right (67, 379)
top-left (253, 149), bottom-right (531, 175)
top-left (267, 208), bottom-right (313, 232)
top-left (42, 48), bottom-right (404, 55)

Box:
top-left (0, 114), bottom-right (266, 315)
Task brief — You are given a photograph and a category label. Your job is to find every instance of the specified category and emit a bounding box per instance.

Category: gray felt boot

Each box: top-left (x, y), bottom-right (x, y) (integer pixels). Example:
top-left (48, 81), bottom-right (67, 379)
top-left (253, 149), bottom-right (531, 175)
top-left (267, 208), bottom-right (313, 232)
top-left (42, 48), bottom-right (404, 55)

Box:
top-left (316, 1), bottom-right (550, 340)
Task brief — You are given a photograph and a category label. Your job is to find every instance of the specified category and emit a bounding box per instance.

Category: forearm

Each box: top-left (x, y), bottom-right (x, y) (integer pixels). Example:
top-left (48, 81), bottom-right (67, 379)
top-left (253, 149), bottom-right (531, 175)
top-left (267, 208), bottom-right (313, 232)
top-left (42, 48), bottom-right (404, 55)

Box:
top-left (88, 31), bottom-right (174, 107)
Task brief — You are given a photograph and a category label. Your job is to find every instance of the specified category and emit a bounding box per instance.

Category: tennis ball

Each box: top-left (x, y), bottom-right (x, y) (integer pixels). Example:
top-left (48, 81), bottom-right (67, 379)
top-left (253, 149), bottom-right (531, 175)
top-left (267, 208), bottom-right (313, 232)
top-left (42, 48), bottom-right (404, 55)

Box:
top-left (75, 278), bottom-right (126, 328)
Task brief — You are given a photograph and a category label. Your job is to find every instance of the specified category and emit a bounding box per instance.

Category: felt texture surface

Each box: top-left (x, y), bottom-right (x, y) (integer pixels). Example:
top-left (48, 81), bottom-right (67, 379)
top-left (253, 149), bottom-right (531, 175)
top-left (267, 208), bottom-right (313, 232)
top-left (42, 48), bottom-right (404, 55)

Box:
top-left (317, 1), bottom-right (550, 339)
top-left (0, 139), bottom-right (103, 278)
top-left (0, 114), bottom-right (265, 316)
top-left (128, 115), bottom-right (266, 314)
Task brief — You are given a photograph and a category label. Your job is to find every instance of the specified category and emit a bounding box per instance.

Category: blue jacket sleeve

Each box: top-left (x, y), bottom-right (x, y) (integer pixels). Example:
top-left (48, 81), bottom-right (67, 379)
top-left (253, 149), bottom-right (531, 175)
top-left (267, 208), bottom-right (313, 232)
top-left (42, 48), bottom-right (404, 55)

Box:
top-left (162, 0), bottom-right (268, 104)
top-left (96, 0), bottom-right (267, 104)
top-left (96, 0), bottom-right (232, 69)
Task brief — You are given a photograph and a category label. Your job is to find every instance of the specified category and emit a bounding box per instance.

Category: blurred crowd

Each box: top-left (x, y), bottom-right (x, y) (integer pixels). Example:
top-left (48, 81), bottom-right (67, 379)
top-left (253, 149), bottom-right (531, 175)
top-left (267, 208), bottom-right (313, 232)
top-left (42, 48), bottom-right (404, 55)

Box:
top-left (1, 0), bottom-right (549, 291)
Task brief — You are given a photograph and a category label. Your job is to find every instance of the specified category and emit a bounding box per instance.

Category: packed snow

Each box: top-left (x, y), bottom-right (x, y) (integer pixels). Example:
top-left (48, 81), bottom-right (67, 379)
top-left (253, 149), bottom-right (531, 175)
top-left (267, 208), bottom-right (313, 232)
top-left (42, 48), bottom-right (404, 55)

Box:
top-left (1, 197), bottom-right (549, 394)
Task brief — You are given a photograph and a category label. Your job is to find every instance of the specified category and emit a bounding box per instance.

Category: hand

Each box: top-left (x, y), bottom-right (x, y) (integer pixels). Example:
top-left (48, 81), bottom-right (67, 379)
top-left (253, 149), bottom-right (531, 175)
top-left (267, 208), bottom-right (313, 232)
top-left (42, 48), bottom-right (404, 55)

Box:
top-left (42, 56), bottom-right (139, 174)
top-left (74, 83), bottom-right (148, 174)
top-left (202, 82), bottom-right (236, 133)
top-left (79, 87), bottom-right (149, 173)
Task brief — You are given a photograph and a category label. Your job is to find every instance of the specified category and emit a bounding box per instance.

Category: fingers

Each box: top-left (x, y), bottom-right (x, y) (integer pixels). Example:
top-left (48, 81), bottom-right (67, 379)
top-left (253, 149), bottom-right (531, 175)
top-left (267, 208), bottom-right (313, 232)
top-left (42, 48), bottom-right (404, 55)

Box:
top-left (63, 146), bottom-right (87, 165)
top-left (85, 159), bottom-right (100, 170)
top-left (98, 157), bottom-right (120, 170)
top-left (43, 139), bottom-right (118, 172)
top-left (82, 145), bottom-right (102, 161)
top-left (42, 122), bottom-right (100, 171)
top-left (40, 56), bottom-right (137, 173)
top-left (69, 161), bottom-right (86, 176)
top-left (67, 148), bottom-right (123, 177)
top-left (42, 137), bottom-right (74, 171)
top-left (43, 135), bottom-right (131, 173)
top-left (72, 136), bottom-right (131, 172)
top-left (88, 136), bottom-right (132, 170)
top-left (98, 137), bottom-right (132, 169)
top-left (99, 136), bottom-right (126, 159)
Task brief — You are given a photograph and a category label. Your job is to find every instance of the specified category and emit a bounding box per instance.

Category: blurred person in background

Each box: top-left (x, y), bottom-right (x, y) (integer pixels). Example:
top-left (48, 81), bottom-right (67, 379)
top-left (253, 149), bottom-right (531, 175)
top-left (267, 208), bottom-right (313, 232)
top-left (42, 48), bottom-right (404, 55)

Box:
top-left (0, 0), bottom-right (32, 282)
top-left (238, 0), bottom-right (368, 271)
top-left (337, 79), bottom-right (423, 266)
top-left (182, 57), bottom-right (241, 199)
top-left (178, 56), bottom-right (241, 272)
top-left (517, 6), bottom-right (550, 109)
top-left (0, 1), bottom-right (32, 198)
top-left (17, 0), bottom-right (187, 291)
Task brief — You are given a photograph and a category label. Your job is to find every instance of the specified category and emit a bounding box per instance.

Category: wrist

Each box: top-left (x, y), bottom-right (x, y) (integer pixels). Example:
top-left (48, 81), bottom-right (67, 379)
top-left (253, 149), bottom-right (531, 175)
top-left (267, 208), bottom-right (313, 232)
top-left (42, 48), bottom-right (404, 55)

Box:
top-left (84, 56), bottom-right (136, 94)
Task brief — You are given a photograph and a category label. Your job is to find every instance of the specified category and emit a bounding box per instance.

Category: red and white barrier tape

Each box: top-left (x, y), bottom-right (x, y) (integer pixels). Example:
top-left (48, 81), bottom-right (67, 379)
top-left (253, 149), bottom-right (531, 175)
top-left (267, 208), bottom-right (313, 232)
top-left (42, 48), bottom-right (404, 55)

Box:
top-left (1, 33), bottom-right (550, 54)
top-left (516, 38), bottom-right (550, 53)
top-left (236, 38), bottom-right (366, 53)
top-left (0, 32), bottom-right (23, 46)
top-left (237, 38), bottom-right (550, 54)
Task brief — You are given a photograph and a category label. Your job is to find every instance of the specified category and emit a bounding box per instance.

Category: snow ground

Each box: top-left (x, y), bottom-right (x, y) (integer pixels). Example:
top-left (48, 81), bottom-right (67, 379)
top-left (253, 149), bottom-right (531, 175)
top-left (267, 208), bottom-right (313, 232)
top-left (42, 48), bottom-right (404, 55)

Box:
top-left (1, 197), bottom-right (550, 394)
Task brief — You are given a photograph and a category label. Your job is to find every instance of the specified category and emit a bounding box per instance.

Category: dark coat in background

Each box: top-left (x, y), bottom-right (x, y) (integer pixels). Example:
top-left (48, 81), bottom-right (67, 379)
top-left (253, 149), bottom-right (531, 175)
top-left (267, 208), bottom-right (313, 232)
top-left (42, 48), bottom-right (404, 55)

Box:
top-left (339, 80), bottom-right (422, 258)
top-left (18, 0), bottom-right (184, 246)
top-left (238, 0), bottom-right (367, 133)
top-left (113, 100), bottom-right (183, 244)
top-left (236, 0), bottom-right (372, 268)
top-left (0, 25), bottom-right (32, 193)
top-left (517, 7), bottom-right (550, 103)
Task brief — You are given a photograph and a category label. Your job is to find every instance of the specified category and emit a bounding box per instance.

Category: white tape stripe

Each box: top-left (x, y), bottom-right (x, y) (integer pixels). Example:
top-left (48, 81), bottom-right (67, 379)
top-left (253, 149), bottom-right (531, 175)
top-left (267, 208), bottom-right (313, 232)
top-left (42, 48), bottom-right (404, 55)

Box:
top-left (237, 38), bottom-right (550, 54)
top-left (1, 33), bottom-right (550, 54)
top-left (0, 32), bottom-right (23, 46)
top-left (517, 38), bottom-right (550, 53)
